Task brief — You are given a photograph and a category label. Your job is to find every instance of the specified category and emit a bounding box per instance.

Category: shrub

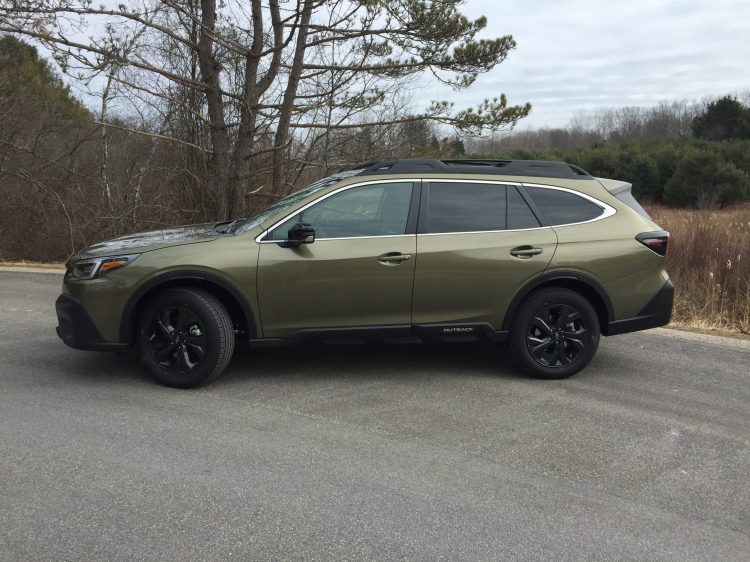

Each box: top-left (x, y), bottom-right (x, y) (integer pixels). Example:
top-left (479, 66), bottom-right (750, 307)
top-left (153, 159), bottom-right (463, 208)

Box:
top-left (664, 150), bottom-right (750, 208)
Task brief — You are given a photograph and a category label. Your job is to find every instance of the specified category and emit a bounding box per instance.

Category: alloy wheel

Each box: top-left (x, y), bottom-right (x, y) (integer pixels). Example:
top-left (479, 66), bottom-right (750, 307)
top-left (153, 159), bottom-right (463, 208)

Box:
top-left (145, 306), bottom-right (207, 374)
top-left (526, 303), bottom-right (589, 368)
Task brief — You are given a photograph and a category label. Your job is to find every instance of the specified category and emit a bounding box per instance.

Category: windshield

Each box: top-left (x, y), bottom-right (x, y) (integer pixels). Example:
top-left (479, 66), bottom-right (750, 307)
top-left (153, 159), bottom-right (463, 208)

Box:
top-left (234, 169), bottom-right (364, 233)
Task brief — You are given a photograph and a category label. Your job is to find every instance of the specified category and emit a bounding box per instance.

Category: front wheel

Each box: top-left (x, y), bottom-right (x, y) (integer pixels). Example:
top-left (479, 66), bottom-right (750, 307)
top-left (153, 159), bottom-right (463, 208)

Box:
top-left (137, 288), bottom-right (235, 388)
top-left (508, 288), bottom-right (600, 379)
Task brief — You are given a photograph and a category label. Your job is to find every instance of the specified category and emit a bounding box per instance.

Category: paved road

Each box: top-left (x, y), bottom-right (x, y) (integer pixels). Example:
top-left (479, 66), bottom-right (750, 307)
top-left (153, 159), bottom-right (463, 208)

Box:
top-left (1, 270), bottom-right (749, 561)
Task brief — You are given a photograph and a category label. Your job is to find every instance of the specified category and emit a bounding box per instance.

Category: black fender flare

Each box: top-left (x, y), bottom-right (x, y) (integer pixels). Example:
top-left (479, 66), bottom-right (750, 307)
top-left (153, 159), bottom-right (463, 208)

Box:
top-left (119, 270), bottom-right (257, 345)
top-left (500, 271), bottom-right (614, 332)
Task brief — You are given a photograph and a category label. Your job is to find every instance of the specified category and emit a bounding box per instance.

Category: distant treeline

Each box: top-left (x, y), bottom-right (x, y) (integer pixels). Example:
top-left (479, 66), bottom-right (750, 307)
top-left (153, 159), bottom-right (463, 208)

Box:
top-left (467, 95), bottom-right (750, 208)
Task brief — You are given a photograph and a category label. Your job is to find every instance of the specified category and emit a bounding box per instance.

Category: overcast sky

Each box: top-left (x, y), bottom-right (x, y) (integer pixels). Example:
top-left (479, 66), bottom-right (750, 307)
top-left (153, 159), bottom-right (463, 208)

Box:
top-left (420, 0), bottom-right (750, 129)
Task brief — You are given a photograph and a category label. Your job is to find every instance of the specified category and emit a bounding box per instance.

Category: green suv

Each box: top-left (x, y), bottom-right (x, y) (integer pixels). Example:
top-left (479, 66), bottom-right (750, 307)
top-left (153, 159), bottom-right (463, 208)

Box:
top-left (56, 159), bottom-right (673, 387)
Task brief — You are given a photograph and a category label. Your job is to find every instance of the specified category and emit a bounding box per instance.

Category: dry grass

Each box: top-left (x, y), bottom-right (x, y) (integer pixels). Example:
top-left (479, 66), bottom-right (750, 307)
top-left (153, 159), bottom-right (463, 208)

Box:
top-left (0, 260), bottom-right (66, 269)
top-left (647, 205), bottom-right (750, 334)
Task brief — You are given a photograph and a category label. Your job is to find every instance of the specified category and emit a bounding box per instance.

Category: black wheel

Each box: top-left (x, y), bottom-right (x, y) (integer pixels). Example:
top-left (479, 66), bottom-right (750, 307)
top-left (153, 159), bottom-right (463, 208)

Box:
top-left (508, 288), bottom-right (600, 379)
top-left (137, 288), bottom-right (235, 388)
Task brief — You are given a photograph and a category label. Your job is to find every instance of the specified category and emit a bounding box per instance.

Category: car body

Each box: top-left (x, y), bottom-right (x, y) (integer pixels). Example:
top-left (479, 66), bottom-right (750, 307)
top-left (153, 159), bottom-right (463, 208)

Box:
top-left (56, 159), bottom-right (673, 387)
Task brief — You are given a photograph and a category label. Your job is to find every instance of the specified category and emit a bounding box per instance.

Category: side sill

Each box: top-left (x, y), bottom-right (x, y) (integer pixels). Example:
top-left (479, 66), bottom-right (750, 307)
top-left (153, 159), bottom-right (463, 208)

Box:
top-left (249, 324), bottom-right (509, 347)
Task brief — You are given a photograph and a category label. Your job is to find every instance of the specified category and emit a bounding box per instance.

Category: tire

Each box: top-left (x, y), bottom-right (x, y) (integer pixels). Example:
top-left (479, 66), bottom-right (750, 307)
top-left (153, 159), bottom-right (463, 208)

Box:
top-left (137, 288), bottom-right (235, 388)
top-left (508, 288), bottom-right (600, 379)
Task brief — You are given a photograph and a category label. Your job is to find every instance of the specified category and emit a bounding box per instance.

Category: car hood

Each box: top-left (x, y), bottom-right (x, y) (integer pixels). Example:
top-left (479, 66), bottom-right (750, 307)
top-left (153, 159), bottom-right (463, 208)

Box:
top-left (73, 223), bottom-right (224, 260)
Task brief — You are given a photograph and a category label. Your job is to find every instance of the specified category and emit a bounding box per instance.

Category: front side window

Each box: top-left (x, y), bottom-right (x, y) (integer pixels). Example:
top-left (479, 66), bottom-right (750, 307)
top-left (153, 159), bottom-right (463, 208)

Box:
top-left (268, 182), bottom-right (413, 240)
top-left (425, 182), bottom-right (507, 234)
top-left (525, 186), bottom-right (604, 226)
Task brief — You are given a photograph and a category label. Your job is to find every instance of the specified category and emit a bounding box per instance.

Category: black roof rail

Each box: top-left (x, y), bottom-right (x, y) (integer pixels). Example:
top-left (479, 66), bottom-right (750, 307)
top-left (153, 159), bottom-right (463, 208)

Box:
top-left (354, 158), bottom-right (592, 180)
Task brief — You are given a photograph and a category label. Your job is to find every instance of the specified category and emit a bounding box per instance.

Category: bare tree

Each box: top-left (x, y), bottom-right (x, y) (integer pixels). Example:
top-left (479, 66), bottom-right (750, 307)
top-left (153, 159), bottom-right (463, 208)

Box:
top-left (1, 0), bottom-right (530, 217)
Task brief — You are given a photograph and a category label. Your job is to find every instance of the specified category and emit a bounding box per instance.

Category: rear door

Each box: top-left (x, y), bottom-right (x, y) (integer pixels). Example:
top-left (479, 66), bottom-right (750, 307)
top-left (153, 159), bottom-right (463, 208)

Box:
top-left (412, 180), bottom-right (557, 328)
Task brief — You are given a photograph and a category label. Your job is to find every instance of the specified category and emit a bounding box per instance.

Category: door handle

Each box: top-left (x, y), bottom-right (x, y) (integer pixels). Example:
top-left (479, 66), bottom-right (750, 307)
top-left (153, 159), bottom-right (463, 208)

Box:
top-left (378, 252), bottom-right (412, 265)
top-left (510, 246), bottom-right (543, 258)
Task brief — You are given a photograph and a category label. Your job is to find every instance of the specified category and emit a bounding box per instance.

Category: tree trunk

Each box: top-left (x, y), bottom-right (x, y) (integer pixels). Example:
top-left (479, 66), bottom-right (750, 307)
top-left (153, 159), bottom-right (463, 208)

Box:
top-left (197, 0), bottom-right (231, 218)
top-left (271, 0), bottom-right (313, 195)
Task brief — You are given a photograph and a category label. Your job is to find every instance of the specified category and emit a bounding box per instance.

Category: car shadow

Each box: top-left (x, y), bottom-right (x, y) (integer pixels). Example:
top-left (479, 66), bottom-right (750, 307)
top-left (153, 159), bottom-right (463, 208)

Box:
top-left (53, 339), bottom-right (617, 389)
top-left (220, 341), bottom-right (518, 385)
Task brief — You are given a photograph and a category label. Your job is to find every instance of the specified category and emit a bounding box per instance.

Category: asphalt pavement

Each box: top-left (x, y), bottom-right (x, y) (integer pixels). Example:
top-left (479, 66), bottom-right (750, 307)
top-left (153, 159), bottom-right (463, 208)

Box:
top-left (1, 270), bottom-right (749, 561)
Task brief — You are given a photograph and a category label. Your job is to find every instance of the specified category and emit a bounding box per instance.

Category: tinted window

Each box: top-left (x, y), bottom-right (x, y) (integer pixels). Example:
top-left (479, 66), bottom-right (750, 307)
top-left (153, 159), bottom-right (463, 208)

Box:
top-left (614, 189), bottom-right (652, 219)
top-left (268, 182), bottom-right (413, 240)
top-left (507, 186), bottom-right (540, 229)
top-left (525, 186), bottom-right (604, 225)
top-left (426, 182), bottom-right (506, 233)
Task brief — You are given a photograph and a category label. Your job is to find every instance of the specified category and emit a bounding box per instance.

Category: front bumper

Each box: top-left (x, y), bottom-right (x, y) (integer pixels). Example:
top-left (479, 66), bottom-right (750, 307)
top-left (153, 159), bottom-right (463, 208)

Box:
top-left (605, 279), bottom-right (674, 336)
top-left (55, 294), bottom-right (129, 351)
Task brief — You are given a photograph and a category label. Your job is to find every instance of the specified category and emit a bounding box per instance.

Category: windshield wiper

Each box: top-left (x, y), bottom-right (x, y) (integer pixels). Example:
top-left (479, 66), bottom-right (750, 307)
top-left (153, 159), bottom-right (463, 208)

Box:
top-left (214, 219), bottom-right (239, 234)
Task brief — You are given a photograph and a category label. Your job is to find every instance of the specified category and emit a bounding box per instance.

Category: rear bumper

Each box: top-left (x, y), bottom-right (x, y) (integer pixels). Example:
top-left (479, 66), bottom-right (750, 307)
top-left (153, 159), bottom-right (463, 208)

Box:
top-left (605, 279), bottom-right (673, 336)
top-left (56, 294), bottom-right (129, 351)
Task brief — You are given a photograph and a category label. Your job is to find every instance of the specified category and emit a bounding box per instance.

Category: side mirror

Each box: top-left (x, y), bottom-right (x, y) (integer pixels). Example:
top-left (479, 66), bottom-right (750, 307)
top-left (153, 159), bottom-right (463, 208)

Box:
top-left (282, 222), bottom-right (315, 247)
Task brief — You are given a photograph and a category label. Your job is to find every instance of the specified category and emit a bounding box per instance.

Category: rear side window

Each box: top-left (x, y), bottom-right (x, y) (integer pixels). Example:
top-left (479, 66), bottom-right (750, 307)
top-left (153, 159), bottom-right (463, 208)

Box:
top-left (525, 186), bottom-right (604, 226)
top-left (507, 186), bottom-right (540, 229)
top-left (425, 182), bottom-right (506, 233)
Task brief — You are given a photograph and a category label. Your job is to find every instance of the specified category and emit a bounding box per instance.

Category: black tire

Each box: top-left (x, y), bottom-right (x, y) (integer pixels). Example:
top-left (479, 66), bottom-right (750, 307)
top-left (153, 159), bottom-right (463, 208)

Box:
top-left (137, 288), bottom-right (235, 388)
top-left (508, 288), bottom-right (600, 379)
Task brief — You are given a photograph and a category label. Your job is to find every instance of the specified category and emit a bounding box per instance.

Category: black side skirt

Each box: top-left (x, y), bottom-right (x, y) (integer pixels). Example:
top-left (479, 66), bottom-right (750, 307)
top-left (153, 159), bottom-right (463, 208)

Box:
top-left (250, 323), bottom-right (509, 348)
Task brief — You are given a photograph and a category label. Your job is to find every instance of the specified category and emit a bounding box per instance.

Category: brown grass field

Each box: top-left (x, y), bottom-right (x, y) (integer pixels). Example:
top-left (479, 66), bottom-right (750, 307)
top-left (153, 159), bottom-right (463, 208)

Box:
top-left (648, 205), bottom-right (750, 335)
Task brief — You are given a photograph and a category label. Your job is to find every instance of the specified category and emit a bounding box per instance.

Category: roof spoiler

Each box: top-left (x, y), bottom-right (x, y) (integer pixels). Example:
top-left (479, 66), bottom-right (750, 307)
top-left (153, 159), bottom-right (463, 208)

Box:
top-left (596, 178), bottom-right (653, 220)
top-left (597, 177), bottom-right (632, 194)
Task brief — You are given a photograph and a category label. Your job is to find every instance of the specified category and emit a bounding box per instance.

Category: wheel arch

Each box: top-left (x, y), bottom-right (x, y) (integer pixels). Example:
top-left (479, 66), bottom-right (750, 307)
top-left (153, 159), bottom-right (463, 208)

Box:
top-left (501, 271), bottom-right (614, 335)
top-left (120, 270), bottom-right (258, 345)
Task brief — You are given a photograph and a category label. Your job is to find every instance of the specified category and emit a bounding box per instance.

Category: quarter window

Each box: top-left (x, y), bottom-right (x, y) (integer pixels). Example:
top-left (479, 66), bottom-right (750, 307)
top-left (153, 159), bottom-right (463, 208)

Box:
top-left (507, 186), bottom-right (540, 229)
top-left (268, 182), bottom-right (413, 240)
top-left (525, 186), bottom-right (604, 225)
top-left (425, 182), bottom-right (506, 234)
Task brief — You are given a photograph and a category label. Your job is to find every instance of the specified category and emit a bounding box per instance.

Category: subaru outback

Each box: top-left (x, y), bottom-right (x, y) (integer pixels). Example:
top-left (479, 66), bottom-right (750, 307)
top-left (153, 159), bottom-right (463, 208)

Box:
top-left (56, 159), bottom-right (673, 387)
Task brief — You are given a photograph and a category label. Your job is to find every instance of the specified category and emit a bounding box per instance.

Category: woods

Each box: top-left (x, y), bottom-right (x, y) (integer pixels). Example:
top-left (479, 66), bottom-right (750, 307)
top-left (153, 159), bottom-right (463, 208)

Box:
top-left (1, 2), bottom-right (750, 263)
top-left (0, 0), bottom-right (530, 260)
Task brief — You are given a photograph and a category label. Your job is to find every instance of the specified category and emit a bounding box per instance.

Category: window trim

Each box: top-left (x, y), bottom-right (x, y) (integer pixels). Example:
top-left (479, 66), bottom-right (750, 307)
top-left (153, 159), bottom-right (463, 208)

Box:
top-left (254, 178), bottom-right (617, 243)
top-left (255, 179), bottom-right (420, 243)
top-left (417, 180), bottom-right (615, 236)
top-left (521, 182), bottom-right (616, 227)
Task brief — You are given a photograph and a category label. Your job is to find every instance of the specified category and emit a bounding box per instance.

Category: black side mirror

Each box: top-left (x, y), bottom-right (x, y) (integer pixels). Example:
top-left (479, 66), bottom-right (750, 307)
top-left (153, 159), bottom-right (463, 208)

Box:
top-left (282, 222), bottom-right (315, 247)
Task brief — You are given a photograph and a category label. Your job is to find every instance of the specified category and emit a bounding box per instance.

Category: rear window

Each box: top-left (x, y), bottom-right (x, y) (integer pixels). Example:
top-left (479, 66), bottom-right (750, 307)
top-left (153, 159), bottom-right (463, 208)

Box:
top-left (425, 182), bottom-right (506, 233)
top-left (614, 189), bottom-right (652, 219)
top-left (525, 186), bottom-right (604, 226)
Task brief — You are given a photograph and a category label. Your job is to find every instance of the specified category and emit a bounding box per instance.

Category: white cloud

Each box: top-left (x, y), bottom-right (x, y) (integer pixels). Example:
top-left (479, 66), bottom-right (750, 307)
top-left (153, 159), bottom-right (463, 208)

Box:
top-left (421, 0), bottom-right (750, 129)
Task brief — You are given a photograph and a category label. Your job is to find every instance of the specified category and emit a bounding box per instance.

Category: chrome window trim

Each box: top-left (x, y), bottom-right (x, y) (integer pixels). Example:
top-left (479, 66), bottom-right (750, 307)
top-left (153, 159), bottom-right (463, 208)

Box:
top-left (309, 234), bottom-right (414, 242)
top-left (255, 178), bottom-right (419, 243)
top-left (417, 226), bottom-right (550, 237)
top-left (254, 178), bottom-right (616, 243)
top-left (521, 182), bottom-right (616, 227)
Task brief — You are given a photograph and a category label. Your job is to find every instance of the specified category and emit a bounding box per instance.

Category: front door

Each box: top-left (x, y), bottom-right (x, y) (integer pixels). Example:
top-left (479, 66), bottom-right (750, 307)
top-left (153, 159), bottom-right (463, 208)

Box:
top-left (257, 181), bottom-right (418, 338)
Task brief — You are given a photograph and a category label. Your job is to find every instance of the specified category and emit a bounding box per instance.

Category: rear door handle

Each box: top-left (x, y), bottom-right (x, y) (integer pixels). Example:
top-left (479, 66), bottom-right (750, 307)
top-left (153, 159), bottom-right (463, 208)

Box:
top-left (378, 252), bottom-right (412, 265)
top-left (510, 246), bottom-right (543, 258)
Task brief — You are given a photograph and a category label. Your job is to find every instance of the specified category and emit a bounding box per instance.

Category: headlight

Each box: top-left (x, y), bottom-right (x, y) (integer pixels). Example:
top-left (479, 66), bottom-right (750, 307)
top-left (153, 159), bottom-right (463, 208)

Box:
top-left (66, 254), bottom-right (140, 280)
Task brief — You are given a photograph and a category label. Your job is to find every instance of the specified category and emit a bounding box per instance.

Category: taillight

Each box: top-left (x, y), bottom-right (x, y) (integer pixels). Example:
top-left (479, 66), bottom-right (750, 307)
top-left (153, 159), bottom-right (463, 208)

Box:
top-left (636, 231), bottom-right (669, 256)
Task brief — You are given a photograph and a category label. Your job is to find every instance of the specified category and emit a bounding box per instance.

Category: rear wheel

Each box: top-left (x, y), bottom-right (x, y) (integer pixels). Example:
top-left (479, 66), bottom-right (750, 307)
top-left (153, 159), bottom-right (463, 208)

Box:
top-left (137, 288), bottom-right (234, 388)
top-left (508, 288), bottom-right (600, 379)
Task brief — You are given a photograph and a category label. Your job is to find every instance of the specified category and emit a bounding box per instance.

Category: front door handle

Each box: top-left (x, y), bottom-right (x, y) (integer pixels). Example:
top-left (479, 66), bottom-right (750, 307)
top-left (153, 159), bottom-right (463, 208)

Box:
top-left (510, 246), bottom-right (543, 258)
top-left (378, 252), bottom-right (412, 265)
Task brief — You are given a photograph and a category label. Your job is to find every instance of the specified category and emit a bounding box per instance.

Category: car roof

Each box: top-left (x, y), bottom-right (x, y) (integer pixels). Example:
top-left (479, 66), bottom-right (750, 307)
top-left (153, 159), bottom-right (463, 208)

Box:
top-left (353, 159), bottom-right (593, 181)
